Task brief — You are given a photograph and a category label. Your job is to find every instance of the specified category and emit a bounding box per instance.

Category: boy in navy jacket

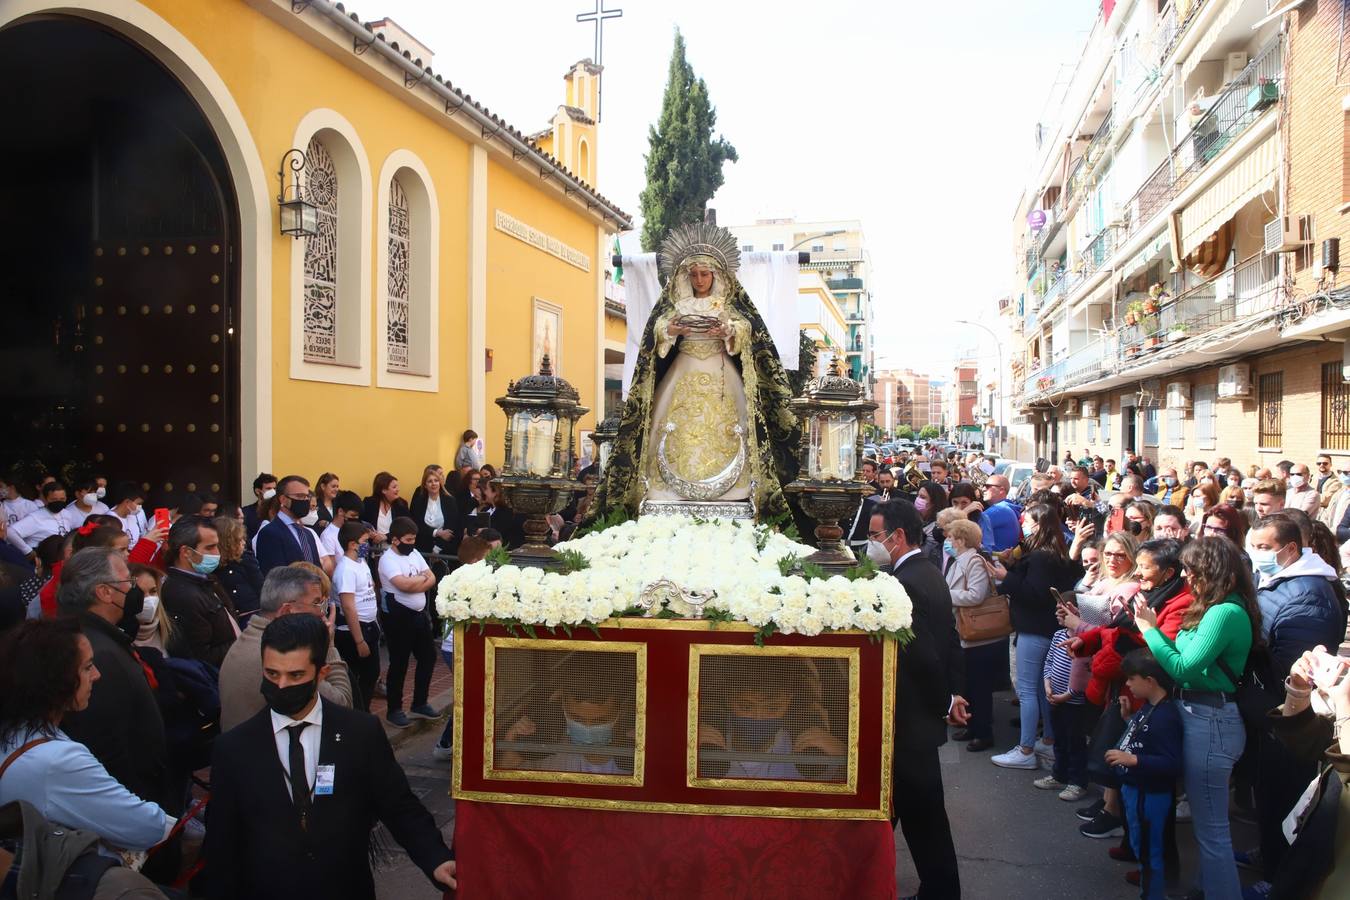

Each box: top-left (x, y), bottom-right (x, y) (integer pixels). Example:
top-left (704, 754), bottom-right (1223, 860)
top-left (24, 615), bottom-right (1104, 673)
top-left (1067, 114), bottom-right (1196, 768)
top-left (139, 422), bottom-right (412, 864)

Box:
top-left (1105, 649), bottom-right (1182, 900)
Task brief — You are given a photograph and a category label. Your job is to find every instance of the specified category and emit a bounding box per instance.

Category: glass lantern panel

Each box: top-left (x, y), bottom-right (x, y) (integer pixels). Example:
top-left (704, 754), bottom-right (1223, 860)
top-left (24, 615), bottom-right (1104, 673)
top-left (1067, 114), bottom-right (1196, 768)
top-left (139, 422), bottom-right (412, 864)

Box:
top-left (510, 411), bottom-right (558, 476)
top-left (808, 413), bottom-right (858, 481)
top-left (597, 441), bottom-right (612, 476)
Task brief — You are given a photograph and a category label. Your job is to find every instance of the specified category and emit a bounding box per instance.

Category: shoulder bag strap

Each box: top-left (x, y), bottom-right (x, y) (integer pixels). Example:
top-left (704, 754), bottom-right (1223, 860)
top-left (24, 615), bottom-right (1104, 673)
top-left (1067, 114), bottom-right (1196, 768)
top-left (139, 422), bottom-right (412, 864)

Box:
top-left (0, 737), bottom-right (52, 781)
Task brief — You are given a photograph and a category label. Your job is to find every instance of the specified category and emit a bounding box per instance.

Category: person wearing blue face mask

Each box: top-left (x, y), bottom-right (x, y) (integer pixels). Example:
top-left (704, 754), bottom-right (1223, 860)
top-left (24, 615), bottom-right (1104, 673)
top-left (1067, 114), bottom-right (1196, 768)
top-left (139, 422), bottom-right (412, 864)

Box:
top-left (1242, 515), bottom-right (1347, 892)
top-left (160, 515), bottom-right (237, 668)
top-left (695, 656), bottom-right (844, 782)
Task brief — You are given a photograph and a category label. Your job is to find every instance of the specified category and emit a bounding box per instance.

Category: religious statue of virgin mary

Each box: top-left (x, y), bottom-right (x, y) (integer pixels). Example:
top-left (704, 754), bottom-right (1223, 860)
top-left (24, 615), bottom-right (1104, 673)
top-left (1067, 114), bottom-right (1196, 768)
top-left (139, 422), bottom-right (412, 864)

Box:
top-left (589, 223), bottom-right (800, 522)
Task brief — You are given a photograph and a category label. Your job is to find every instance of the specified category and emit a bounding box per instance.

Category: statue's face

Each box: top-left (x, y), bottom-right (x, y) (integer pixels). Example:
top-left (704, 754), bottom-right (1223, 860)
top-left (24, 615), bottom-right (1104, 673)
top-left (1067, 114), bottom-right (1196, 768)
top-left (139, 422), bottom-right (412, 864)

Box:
top-left (688, 264), bottom-right (714, 297)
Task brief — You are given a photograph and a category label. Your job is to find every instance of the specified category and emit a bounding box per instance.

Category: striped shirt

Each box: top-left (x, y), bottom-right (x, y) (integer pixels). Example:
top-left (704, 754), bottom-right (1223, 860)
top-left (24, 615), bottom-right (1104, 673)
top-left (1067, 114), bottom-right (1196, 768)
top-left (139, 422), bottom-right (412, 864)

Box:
top-left (1042, 628), bottom-right (1086, 704)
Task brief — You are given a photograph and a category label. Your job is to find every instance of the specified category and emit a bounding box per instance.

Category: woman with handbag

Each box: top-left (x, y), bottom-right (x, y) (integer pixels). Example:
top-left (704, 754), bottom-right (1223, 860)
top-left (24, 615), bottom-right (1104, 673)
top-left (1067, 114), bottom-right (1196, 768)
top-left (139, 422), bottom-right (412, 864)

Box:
top-left (985, 503), bottom-right (1085, 771)
top-left (942, 515), bottom-right (1006, 752)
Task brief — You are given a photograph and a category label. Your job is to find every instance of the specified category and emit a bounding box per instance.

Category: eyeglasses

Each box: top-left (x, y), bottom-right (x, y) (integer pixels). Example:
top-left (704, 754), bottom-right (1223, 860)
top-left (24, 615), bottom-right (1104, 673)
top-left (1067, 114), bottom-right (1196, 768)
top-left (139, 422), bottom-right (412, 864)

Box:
top-left (1202, 524), bottom-right (1226, 535)
top-left (866, 530), bottom-right (893, 541)
top-left (1102, 551), bottom-right (1130, 560)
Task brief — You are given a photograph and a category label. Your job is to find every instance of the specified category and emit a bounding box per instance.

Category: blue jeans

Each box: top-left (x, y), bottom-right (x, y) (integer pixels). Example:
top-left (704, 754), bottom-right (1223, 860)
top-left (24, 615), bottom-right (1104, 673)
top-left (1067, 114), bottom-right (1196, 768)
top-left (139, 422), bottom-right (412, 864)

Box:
top-left (1122, 784), bottom-right (1171, 900)
top-left (1014, 632), bottom-right (1055, 748)
top-left (1177, 699), bottom-right (1244, 899)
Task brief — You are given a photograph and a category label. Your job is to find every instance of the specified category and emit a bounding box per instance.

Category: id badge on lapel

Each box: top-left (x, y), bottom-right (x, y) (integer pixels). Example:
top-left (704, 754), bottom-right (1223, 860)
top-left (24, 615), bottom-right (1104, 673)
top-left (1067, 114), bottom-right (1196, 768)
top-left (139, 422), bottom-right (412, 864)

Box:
top-left (315, 764), bottom-right (336, 796)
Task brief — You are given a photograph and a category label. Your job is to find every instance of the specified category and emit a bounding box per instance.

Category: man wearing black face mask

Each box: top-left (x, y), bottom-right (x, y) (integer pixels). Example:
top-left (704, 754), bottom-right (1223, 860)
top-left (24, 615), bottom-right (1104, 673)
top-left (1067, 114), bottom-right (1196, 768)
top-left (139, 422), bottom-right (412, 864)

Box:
top-left (56, 548), bottom-right (180, 829)
top-left (206, 614), bottom-right (456, 899)
top-left (6, 480), bottom-right (71, 555)
top-left (256, 474), bottom-right (323, 576)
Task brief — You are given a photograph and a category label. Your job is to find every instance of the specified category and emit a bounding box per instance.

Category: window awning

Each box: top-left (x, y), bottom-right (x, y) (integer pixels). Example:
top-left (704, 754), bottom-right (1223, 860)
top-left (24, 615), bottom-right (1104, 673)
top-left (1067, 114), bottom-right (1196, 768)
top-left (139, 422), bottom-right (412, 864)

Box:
top-left (1181, 0), bottom-right (1246, 81)
top-left (1178, 131), bottom-right (1278, 257)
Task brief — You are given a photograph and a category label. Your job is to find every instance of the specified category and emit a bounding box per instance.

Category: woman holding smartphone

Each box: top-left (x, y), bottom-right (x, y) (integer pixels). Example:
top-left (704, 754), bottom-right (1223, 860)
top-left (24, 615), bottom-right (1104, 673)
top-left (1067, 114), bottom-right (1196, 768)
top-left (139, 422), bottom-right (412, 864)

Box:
top-left (1134, 536), bottom-right (1260, 900)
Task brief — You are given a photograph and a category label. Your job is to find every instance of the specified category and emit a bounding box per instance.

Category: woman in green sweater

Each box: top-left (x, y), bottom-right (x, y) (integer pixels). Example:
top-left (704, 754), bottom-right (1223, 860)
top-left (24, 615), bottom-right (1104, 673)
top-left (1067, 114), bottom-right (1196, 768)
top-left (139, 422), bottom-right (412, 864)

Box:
top-left (1133, 536), bottom-right (1262, 900)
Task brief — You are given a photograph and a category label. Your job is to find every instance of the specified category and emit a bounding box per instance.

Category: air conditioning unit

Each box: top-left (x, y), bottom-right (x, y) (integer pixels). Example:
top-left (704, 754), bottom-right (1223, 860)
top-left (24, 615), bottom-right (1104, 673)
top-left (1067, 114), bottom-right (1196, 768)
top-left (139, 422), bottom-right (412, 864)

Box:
top-left (1109, 204), bottom-right (1127, 227)
top-left (1224, 52), bottom-right (1249, 85)
top-left (1265, 216), bottom-right (1310, 253)
top-left (1081, 399), bottom-right (1100, 418)
top-left (1062, 398), bottom-right (1080, 416)
top-left (1167, 381), bottom-right (1192, 409)
top-left (1217, 363), bottom-right (1252, 399)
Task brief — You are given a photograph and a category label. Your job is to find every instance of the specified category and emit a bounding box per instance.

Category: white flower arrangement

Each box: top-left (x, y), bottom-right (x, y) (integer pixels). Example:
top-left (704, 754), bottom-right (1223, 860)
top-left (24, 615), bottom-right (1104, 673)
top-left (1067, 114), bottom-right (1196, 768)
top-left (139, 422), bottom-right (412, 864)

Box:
top-left (435, 517), bottom-right (913, 641)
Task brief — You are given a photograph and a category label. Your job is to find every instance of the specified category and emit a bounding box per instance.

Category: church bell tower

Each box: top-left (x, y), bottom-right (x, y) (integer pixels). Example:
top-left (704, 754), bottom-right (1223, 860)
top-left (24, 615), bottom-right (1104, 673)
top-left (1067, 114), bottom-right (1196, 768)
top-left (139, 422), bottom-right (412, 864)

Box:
top-left (531, 59), bottom-right (601, 188)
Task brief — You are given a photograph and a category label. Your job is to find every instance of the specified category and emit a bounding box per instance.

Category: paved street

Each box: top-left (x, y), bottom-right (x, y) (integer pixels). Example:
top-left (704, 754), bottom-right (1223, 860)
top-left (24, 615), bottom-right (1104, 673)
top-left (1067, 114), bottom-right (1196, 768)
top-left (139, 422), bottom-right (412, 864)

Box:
top-left (379, 688), bottom-right (1260, 899)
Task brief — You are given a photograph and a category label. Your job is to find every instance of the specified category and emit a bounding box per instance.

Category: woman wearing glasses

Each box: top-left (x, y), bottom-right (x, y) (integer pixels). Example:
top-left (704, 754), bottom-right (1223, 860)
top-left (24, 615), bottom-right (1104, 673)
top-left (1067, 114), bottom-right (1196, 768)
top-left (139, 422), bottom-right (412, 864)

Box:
top-left (1059, 531), bottom-right (1142, 840)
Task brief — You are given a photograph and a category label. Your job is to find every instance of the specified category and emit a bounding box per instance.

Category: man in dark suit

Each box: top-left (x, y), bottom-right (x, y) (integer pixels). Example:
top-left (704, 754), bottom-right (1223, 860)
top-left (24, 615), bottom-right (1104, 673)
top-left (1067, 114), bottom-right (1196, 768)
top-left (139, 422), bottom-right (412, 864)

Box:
top-left (869, 498), bottom-right (966, 900)
top-left (206, 614), bottom-right (456, 899)
top-left (243, 472), bottom-right (277, 540)
top-left (256, 475), bottom-right (322, 576)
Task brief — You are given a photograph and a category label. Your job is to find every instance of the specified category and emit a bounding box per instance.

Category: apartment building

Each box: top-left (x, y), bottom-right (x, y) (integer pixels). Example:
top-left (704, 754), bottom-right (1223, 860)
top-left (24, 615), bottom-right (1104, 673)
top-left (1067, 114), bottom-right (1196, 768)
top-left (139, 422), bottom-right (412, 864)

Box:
top-left (727, 219), bottom-right (875, 386)
top-left (1002, 0), bottom-right (1350, 470)
top-left (873, 368), bottom-right (938, 433)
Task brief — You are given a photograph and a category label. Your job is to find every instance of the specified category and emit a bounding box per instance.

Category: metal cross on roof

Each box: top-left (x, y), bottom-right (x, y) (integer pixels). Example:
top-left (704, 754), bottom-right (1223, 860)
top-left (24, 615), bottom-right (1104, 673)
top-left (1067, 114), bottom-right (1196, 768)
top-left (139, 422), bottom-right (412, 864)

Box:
top-left (575, 0), bottom-right (622, 121)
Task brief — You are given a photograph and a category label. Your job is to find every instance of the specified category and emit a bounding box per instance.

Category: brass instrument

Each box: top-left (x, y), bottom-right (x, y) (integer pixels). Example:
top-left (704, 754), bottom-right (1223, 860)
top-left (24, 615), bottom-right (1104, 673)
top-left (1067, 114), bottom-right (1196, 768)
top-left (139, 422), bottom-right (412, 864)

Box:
top-left (968, 463), bottom-right (988, 490)
top-left (901, 460), bottom-right (925, 492)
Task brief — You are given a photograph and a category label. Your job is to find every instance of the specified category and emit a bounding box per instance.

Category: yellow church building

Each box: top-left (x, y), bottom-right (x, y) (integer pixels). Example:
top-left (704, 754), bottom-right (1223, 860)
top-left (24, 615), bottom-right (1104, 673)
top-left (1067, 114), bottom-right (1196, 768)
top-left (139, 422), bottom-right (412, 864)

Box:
top-left (0, 0), bottom-right (630, 501)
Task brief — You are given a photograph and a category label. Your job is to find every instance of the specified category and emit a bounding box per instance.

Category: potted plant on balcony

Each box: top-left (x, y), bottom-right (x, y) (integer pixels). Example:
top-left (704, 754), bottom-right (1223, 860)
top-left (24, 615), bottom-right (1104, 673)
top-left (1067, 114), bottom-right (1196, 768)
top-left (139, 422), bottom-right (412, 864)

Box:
top-left (1035, 375), bottom-right (1055, 393)
top-left (1167, 322), bottom-right (1189, 342)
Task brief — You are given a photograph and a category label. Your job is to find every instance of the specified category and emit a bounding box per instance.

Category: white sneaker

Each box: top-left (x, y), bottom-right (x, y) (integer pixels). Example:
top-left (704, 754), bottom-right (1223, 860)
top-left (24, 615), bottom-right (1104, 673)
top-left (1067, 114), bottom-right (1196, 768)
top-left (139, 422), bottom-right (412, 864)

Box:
top-left (1033, 774), bottom-right (1065, 790)
top-left (432, 743), bottom-right (454, 761)
top-left (1059, 784), bottom-right (1089, 802)
top-left (1175, 797), bottom-right (1192, 822)
top-left (992, 746), bottom-right (1039, 769)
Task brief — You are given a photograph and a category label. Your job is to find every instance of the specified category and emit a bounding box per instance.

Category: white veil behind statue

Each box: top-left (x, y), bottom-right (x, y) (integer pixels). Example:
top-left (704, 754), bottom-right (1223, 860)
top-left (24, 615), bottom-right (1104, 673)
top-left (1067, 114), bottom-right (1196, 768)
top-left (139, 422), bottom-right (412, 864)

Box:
top-left (619, 251), bottom-right (800, 395)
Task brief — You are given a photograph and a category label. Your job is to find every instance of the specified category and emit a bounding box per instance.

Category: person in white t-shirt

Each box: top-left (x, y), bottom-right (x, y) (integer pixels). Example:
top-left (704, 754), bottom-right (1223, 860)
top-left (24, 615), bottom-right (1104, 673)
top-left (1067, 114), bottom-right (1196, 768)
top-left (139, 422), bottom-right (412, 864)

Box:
top-left (318, 491), bottom-right (364, 577)
top-left (0, 475), bottom-right (38, 525)
top-left (108, 482), bottom-right (148, 546)
top-left (333, 521), bottom-right (381, 711)
top-left (8, 482), bottom-right (72, 555)
top-left (59, 479), bottom-right (110, 532)
top-left (377, 517), bottom-right (439, 728)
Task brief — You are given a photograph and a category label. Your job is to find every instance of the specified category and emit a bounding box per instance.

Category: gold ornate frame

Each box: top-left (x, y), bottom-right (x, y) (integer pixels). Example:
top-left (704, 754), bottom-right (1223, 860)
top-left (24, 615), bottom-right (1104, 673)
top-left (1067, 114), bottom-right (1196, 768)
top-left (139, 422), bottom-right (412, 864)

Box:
top-left (452, 621), bottom-right (898, 820)
top-left (481, 635), bottom-right (647, 787)
top-left (686, 643), bottom-right (860, 795)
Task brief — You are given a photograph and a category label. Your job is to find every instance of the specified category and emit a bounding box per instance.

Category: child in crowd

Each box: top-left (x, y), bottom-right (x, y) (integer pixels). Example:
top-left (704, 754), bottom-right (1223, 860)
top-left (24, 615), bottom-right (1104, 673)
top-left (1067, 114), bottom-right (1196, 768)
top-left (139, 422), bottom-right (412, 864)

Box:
top-left (1037, 626), bottom-right (1090, 800)
top-left (1106, 649), bottom-right (1183, 900)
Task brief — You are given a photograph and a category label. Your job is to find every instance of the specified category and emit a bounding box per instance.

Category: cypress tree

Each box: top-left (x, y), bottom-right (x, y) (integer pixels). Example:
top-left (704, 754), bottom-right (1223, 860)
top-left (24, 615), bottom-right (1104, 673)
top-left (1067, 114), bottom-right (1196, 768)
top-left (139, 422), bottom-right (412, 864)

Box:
top-left (639, 29), bottom-right (738, 252)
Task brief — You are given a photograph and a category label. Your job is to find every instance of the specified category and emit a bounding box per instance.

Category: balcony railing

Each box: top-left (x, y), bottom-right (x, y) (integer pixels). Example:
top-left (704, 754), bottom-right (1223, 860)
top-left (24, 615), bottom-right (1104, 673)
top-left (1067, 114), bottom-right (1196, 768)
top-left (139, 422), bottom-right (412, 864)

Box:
top-left (829, 277), bottom-right (863, 291)
top-left (1117, 253), bottom-right (1280, 360)
top-left (1080, 228), bottom-right (1115, 278)
top-left (1121, 37), bottom-right (1282, 242)
top-left (1018, 254), bottom-right (1281, 406)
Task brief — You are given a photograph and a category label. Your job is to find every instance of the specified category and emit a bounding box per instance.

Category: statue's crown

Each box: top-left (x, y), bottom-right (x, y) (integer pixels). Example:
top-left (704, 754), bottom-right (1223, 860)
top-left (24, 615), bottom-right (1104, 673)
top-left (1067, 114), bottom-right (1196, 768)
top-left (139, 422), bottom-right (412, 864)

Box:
top-left (658, 222), bottom-right (741, 280)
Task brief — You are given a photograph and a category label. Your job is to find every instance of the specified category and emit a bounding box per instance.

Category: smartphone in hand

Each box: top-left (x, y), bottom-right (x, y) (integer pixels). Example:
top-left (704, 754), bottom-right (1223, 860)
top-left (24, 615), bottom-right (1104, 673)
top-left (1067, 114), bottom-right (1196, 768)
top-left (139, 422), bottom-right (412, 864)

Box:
top-left (153, 508), bottom-right (171, 532)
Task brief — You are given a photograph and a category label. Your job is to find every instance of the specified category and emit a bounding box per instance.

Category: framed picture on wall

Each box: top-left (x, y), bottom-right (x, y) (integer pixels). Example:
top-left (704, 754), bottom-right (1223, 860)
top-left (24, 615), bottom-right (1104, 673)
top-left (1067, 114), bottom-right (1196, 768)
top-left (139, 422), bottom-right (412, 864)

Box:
top-left (532, 298), bottom-right (563, 375)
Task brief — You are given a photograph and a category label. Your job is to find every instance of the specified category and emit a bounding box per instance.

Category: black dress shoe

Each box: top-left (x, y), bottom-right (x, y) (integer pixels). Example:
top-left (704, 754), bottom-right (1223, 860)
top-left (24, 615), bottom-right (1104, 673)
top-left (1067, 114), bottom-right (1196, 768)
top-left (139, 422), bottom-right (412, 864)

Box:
top-left (966, 738), bottom-right (994, 751)
top-left (951, 729), bottom-right (972, 741)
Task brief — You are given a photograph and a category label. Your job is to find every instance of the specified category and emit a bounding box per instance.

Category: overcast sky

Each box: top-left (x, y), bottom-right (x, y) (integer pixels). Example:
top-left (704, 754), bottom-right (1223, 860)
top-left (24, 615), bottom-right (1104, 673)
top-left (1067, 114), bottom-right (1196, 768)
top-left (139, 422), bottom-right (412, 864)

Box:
top-left (375, 0), bottom-right (1094, 374)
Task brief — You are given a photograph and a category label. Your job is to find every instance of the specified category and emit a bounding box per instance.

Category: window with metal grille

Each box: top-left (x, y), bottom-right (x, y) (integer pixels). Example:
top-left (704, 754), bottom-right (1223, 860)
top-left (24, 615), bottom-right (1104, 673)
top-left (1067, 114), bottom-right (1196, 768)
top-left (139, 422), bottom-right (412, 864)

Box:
top-left (1100, 404), bottom-right (1110, 444)
top-left (1069, 416), bottom-right (1077, 444)
top-left (1144, 407), bottom-right (1159, 447)
top-left (1321, 362), bottom-right (1350, 451)
top-left (1167, 407), bottom-right (1184, 449)
top-left (1194, 385), bottom-right (1217, 451)
top-left (1087, 414), bottom-right (1098, 445)
top-left (1258, 372), bottom-right (1283, 448)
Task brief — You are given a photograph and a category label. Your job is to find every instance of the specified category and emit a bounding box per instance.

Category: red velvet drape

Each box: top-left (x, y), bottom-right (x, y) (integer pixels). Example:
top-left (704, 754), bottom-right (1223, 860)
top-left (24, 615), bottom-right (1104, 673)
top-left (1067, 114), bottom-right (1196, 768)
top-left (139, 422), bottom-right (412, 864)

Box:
top-left (453, 800), bottom-right (897, 899)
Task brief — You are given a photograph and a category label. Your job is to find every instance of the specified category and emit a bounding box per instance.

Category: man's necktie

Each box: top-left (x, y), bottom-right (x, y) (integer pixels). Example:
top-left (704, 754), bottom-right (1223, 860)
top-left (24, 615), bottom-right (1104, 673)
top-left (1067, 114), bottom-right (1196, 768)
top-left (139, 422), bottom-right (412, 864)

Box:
top-left (287, 722), bottom-right (311, 829)
top-left (296, 525), bottom-right (316, 564)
